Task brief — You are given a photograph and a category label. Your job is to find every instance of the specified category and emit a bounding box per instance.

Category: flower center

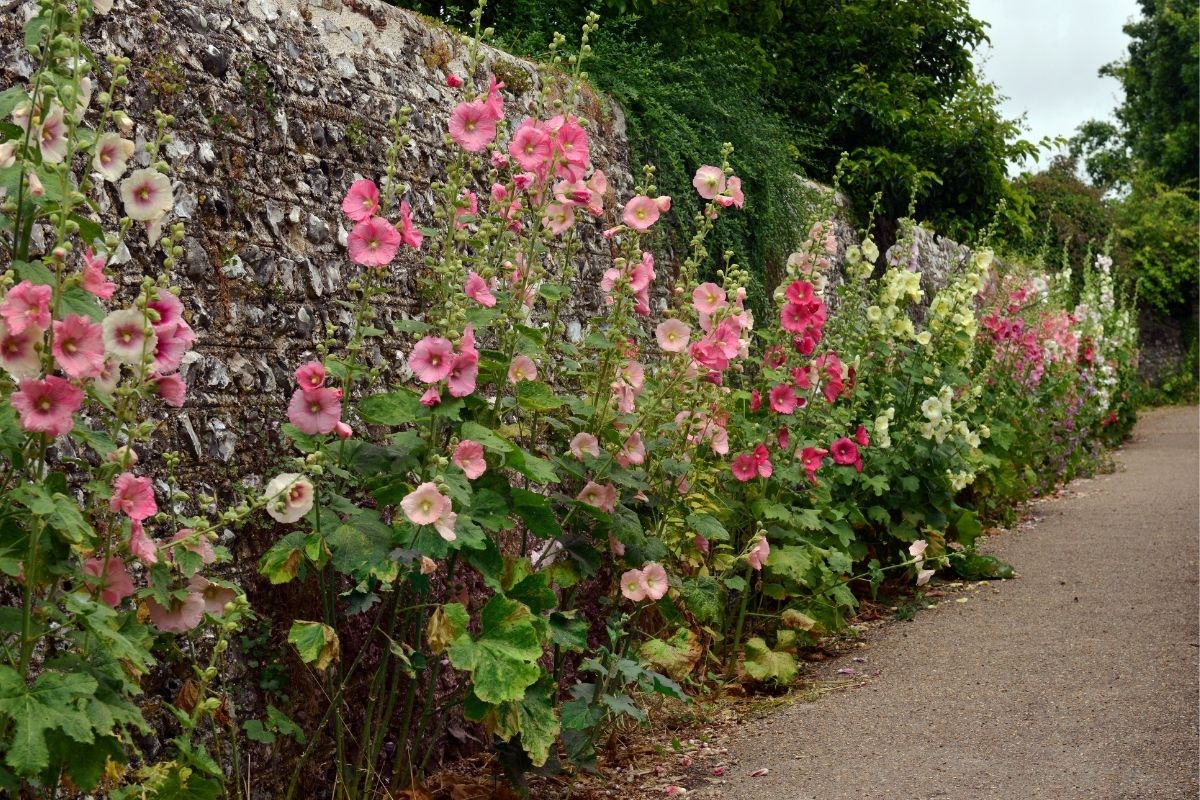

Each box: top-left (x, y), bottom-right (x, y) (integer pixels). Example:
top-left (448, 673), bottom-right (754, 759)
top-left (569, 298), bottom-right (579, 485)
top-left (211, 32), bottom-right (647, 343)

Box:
top-left (137, 186), bottom-right (151, 202)
top-left (37, 398), bottom-right (50, 412)
top-left (64, 341), bottom-right (76, 353)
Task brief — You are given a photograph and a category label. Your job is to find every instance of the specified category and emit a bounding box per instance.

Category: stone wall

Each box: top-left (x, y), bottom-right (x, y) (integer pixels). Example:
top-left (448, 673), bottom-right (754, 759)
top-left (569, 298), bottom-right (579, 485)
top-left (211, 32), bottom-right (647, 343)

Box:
top-left (1, 0), bottom-right (633, 491)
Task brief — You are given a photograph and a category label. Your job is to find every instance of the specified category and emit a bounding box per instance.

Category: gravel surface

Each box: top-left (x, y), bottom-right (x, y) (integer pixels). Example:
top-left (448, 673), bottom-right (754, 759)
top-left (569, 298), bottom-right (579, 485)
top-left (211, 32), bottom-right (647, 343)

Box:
top-left (693, 406), bottom-right (1200, 800)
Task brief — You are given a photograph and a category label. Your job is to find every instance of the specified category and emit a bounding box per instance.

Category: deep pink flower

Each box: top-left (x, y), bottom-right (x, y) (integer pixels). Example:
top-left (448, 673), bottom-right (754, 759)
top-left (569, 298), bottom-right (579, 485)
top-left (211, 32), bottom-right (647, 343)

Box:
top-left (448, 101), bottom-right (497, 152)
top-left (731, 453), bottom-right (758, 482)
top-left (420, 387), bottom-right (442, 407)
top-left (777, 427), bottom-right (790, 451)
top-left (453, 440), bottom-right (487, 480)
top-left (446, 73), bottom-right (463, 88)
top-left (83, 556), bottom-right (136, 607)
top-left (622, 195), bottom-right (660, 231)
top-left (348, 217), bottom-right (401, 267)
top-left (147, 593), bottom-right (205, 633)
top-left (855, 424), bottom-right (871, 448)
top-left (692, 165), bottom-right (726, 199)
top-left (800, 446), bottom-right (827, 484)
top-left (51, 315), bottom-right (105, 379)
top-left (399, 200), bottom-right (423, 249)
top-left (153, 373), bottom-right (186, 407)
top-left (447, 352), bottom-right (478, 398)
top-left (409, 336), bottom-right (455, 384)
top-left (152, 320), bottom-right (195, 374)
top-left (464, 271), bottom-right (497, 307)
top-left (830, 437), bottom-right (862, 472)
top-left (551, 115), bottom-right (590, 180)
top-left (768, 384), bottom-right (798, 415)
top-left (128, 519), bottom-right (158, 565)
top-left (750, 388), bottom-right (762, 412)
top-left (484, 75), bottom-right (506, 121)
top-left (335, 421), bottom-right (352, 439)
top-left (1, 281), bottom-right (51, 335)
top-left (111, 472), bottom-right (157, 521)
top-left (294, 361), bottom-right (326, 390)
top-left (81, 249), bottom-right (116, 299)
top-left (342, 179), bottom-right (380, 222)
top-left (689, 340), bottom-right (729, 373)
top-left (11, 376), bottom-right (83, 436)
top-left (752, 443), bottom-right (773, 478)
top-left (287, 387), bottom-right (342, 435)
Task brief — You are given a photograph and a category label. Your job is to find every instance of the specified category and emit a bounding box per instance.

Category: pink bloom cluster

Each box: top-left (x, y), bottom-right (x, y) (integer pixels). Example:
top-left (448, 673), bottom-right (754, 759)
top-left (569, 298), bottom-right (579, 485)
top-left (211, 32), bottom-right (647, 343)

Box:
top-left (287, 361), bottom-right (350, 438)
top-left (620, 561), bottom-right (668, 602)
top-left (343, 179), bottom-right (422, 267)
top-left (449, 76), bottom-right (506, 153)
top-left (779, 280), bottom-right (827, 356)
top-left (401, 481), bottom-right (456, 541)
top-left (731, 444), bottom-right (773, 482)
top-left (409, 326), bottom-right (479, 405)
top-left (688, 283), bottom-right (752, 381)
top-left (691, 165), bottom-right (744, 209)
top-left (601, 251), bottom-right (656, 316)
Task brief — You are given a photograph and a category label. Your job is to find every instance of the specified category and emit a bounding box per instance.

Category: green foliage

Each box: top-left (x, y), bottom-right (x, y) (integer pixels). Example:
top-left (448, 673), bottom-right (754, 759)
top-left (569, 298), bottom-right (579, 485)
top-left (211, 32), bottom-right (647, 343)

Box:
top-left (1113, 179), bottom-right (1199, 317)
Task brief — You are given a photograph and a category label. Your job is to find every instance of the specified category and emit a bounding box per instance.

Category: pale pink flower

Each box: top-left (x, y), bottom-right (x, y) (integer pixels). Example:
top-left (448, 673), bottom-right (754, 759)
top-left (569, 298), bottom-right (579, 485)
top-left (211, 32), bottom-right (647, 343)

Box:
top-left (719, 175), bottom-right (745, 208)
top-left (622, 195), bottom-right (660, 231)
top-left (170, 528), bottom-right (215, 565)
top-left (609, 534), bottom-right (626, 557)
top-left (620, 569), bottom-right (647, 602)
top-left (103, 308), bottom-right (157, 365)
top-left (264, 473), bottom-right (315, 524)
top-left (434, 510), bottom-right (458, 542)
top-left (909, 540), bottom-right (928, 560)
top-left (188, 574), bottom-right (237, 615)
top-left (81, 249), bottom-right (116, 299)
top-left (655, 319), bottom-right (691, 353)
top-left (585, 170), bottom-right (608, 214)
top-left (128, 520), bottom-right (158, 565)
top-left (453, 440), bottom-right (487, 480)
top-left (294, 361), bottom-right (326, 390)
top-left (508, 354), bottom-right (537, 384)
top-left (620, 361), bottom-right (646, 392)
top-left (618, 432), bottom-right (645, 466)
top-left (0, 141), bottom-right (14, 169)
top-left (655, 195), bottom-right (672, 212)
top-left (692, 166), bottom-right (726, 199)
top-left (11, 377), bottom-right (83, 436)
top-left (399, 200), bottom-right (423, 249)
top-left (420, 556), bottom-right (439, 575)
top-left (464, 271), bottom-right (497, 307)
top-left (692, 282), bottom-right (727, 315)
top-left (1, 281), bottom-right (52, 335)
top-left (448, 101), bottom-right (497, 152)
top-left (569, 432), bottom-right (600, 459)
top-left (747, 537), bottom-right (769, 571)
top-left (348, 217), bottom-right (401, 267)
top-left (401, 482), bottom-right (450, 526)
top-left (612, 383), bottom-right (637, 414)
top-left (342, 179), bottom-right (380, 222)
top-left (38, 102), bottom-right (68, 163)
top-left (147, 593), bottom-right (205, 633)
top-left (509, 120), bottom-right (552, 171)
top-left (287, 387), bottom-right (342, 435)
top-left (409, 336), bottom-right (456, 384)
top-left (420, 387), bottom-right (442, 407)
top-left (83, 557), bottom-right (136, 607)
top-left (119, 167), bottom-right (173, 221)
top-left (25, 171), bottom-right (44, 199)
top-left (542, 202), bottom-right (575, 235)
top-left (111, 472), bottom-right (157, 521)
top-left (916, 568), bottom-right (936, 587)
top-left (334, 421), bottom-right (352, 439)
top-left (640, 562), bottom-right (669, 600)
top-left (93, 132), bottom-right (134, 181)
top-left (576, 481), bottom-right (617, 513)
top-left (153, 373), bottom-right (186, 407)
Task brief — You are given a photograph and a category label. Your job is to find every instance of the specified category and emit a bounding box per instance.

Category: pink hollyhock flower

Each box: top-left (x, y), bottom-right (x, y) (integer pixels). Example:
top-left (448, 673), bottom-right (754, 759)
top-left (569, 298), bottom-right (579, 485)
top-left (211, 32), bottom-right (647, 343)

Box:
top-left (731, 452), bottom-right (758, 482)
top-left (484, 75), bottom-right (506, 121)
top-left (81, 249), bottom-right (117, 299)
top-left (342, 179), bottom-right (380, 222)
top-left (188, 574), bottom-right (237, 615)
top-left (554, 178), bottom-right (592, 207)
top-left (453, 190), bottom-right (479, 229)
top-left (464, 271), bottom-right (497, 307)
top-left (491, 151), bottom-right (510, 169)
top-left (448, 101), bottom-right (496, 152)
top-left (295, 361), bottom-right (326, 390)
top-left (752, 443), bottom-right (773, 478)
top-left (51, 314), bottom-right (105, 379)
top-left (655, 319), bottom-right (691, 353)
top-left (692, 165), bottom-right (726, 199)
top-left (916, 568), bottom-right (936, 587)
top-left (287, 387), bottom-right (342, 435)
top-left (409, 336), bottom-right (456, 384)
top-left (777, 427), bottom-right (791, 451)
top-left (153, 373), bottom-right (186, 407)
top-left (1, 281), bottom-right (51, 335)
top-left (768, 384), bottom-right (798, 415)
top-left (612, 383), bottom-right (637, 414)
top-left (750, 388), bottom-right (762, 412)
top-left (542, 202), bottom-right (575, 235)
top-left (147, 592), bottom-right (205, 633)
top-left (447, 353), bottom-right (478, 398)
top-left (655, 195), bottom-right (672, 212)
top-left (264, 472), bottom-right (315, 524)
top-left (103, 308), bottom-right (157, 366)
top-left (617, 432), bottom-right (645, 466)
top-left (551, 115), bottom-right (591, 179)
top-left (334, 421), bottom-right (352, 439)
top-left (747, 537), bottom-right (770, 571)
top-left (585, 170), bottom-right (608, 214)
top-left (111, 472), bottom-right (157, 521)
top-left (722, 175), bottom-right (745, 208)
top-left (513, 171), bottom-right (537, 191)
top-left (569, 432), bottom-right (600, 459)
top-left (509, 120), bottom-right (552, 171)
top-left (608, 534), bottom-right (627, 557)
top-left (909, 539), bottom-right (928, 560)
top-left (93, 132), bottom-right (135, 181)
top-left (622, 195), bottom-right (660, 231)
top-left (576, 481), bottom-right (617, 513)
top-left (620, 360), bottom-right (646, 392)
top-left (170, 528), bottom-right (215, 565)
top-left (855, 424), bottom-right (870, 448)
top-left (694, 534), bottom-right (710, 554)
top-left (508, 354), bottom-right (537, 384)
top-left (800, 446), bottom-right (827, 484)
top-left (692, 283), bottom-right (727, 315)
top-left (11, 377), bottom-right (83, 436)
top-left (152, 321), bottom-right (195, 374)
top-left (420, 387), bottom-right (442, 407)
top-left (348, 217), bottom-right (402, 268)
top-left (689, 340), bottom-right (729, 373)
top-left (621, 568), bottom-right (647, 602)
top-left (830, 437), bottom-right (862, 472)
top-left (434, 511), bottom-right (458, 542)
top-left (401, 482), bottom-right (450, 526)
top-left (399, 200), bottom-right (423, 249)
top-left (119, 167), bottom-right (173, 221)
top-left (636, 562), bottom-right (667, 601)
top-left (147, 289), bottom-right (184, 328)
top-left (83, 557), bottom-right (136, 607)
top-left (453, 440), bottom-right (487, 480)
top-left (128, 520), bottom-right (158, 565)
top-left (38, 102), bottom-right (68, 163)
top-left (446, 73), bottom-right (463, 88)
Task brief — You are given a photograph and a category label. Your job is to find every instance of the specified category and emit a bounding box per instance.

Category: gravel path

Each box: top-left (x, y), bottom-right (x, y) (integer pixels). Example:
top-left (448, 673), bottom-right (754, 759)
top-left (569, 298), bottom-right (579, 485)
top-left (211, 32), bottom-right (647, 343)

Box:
top-left (695, 405), bottom-right (1199, 799)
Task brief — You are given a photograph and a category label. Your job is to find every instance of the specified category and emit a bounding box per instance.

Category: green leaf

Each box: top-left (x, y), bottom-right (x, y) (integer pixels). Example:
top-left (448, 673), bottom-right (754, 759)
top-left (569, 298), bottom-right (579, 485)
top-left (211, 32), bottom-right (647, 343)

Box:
top-left (447, 596), bottom-right (543, 704)
top-left (953, 509), bottom-right (983, 548)
top-left (765, 545), bottom-right (812, 587)
top-left (460, 421), bottom-right (514, 453)
top-left (359, 389), bottom-right (428, 426)
top-left (511, 488), bottom-right (562, 538)
top-left (259, 532), bottom-right (307, 584)
top-left (0, 667), bottom-right (98, 776)
top-left (326, 517), bottom-right (395, 582)
top-left (742, 637), bottom-right (797, 685)
top-left (515, 380), bottom-right (564, 412)
top-left (638, 629), bottom-right (701, 681)
top-left (426, 603), bottom-right (469, 655)
top-left (686, 512), bottom-right (729, 542)
top-left (0, 88), bottom-right (27, 119)
top-left (287, 621), bottom-right (339, 671)
top-left (507, 572), bottom-right (556, 615)
top-left (266, 705), bottom-right (306, 744)
top-left (11, 484), bottom-right (92, 544)
top-left (506, 447), bottom-right (558, 484)
top-left (548, 611), bottom-right (588, 652)
top-left (242, 719), bottom-right (276, 744)
top-left (58, 287), bottom-right (104, 322)
top-left (515, 677), bottom-right (560, 767)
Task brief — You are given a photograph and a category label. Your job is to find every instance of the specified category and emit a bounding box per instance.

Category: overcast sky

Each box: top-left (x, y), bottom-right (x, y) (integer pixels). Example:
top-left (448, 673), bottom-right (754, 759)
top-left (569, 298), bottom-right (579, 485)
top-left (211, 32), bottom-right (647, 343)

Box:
top-left (968, 0), bottom-right (1142, 172)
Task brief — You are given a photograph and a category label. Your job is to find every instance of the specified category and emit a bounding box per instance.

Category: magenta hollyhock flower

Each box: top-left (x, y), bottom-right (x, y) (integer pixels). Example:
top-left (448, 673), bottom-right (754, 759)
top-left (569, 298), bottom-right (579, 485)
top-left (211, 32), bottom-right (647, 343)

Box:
top-left (768, 384), bottom-right (798, 415)
top-left (692, 165), bottom-right (726, 199)
top-left (409, 336), bottom-right (455, 384)
top-left (147, 288), bottom-right (184, 328)
top-left (569, 432), bottom-right (600, 460)
top-left (147, 592), bottom-right (205, 633)
top-left (11, 376), bottom-right (83, 436)
top-left (750, 388), bottom-right (762, 412)
top-left (452, 439), bottom-right (487, 480)
top-left (507, 354), bottom-right (537, 384)
top-left (170, 528), bottom-right (216, 565)
top-left (103, 308), bottom-right (157, 366)
top-left (153, 373), bottom-right (186, 407)
top-left (777, 427), bottom-right (790, 451)
top-left (81, 249), bottom-right (117, 299)
top-left (484, 75), bottom-right (505, 121)
top-left (446, 73), bottom-right (463, 88)
top-left (188, 574), bottom-right (237, 615)
top-left (640, 562), bottom-right (669, 601)
top-left (294, 361), bottom-right (326, 390)
top-left (342, 179), bottom-right (380, 222)
top-left (800, 446), bottom-right (827, 484)
top-left (51, 314), bottom-right (105, 379)
top-left (152, 320), bottom-right (196, 374)
top-left (655, 319), bottom-right (691, 353)
top-left (689, 340), bottom-right (729, 373)
top-left (287, 387), bottom-right (342, 435)
top-left (448, 100), bottom-right (497, 152)
top-left (692, 282), bottom-right (727, 315)
top-left (830, 437), bottom-right (862, 472)
top-left (620, 568), bottom-right (647, 602)
top-left (128, 520), bottom-right (158, 565)
top-left (552, 115), bottom-right (591, 179)
top-left (111, 472), bottom-right (157, 521)
top-left (622, 195), bottom-right (660, 231)
top-left (398, 200), bottom-right (423, 249)
top-left (264, 473), bottom-right (315, 524)
top-left (855, 424), bottom-right (871, 448)
top-left (400, 482), bottom-right (450, 526)
top-left (509, 120), bottom-right (552, 171)
top-left (119, 167), bottom-right (173, 221)
top-left (83, 557), bottom-right (136, 607)
top-left (1, 281), bottom-right (52, 335)
top-left (464, 272), bottom-right (497, 307)
top-left (730, 452), bottom-right (758, 482)
top-left (747, 537), bottom-right (770, 571)
top-left (752, 443), bottom-right (773, 478)
top-left (347, 217), bottom-right (401, 268)
top-left (576, 481), bottom-right (617, 513)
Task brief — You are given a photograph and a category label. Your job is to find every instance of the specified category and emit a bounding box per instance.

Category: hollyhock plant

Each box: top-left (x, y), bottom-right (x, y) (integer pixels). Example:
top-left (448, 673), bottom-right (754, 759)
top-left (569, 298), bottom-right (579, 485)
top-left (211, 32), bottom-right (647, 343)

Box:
top-left (110, 472), bottom-right (157, 521)
top-left (348, 217), bottom-right (402, 267)
top-left (11, 376), bottom-right (84, 436)
top-left (453, 440), bottom-right (487, 480)
top-left (342, 179), bottom-right (380, 222)
top-left (622, 195), bottom-right (660, 231)
top-left (288, 387), bottom-right (342, 435)
top-left (830, 436), bottom-right (863, 472)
